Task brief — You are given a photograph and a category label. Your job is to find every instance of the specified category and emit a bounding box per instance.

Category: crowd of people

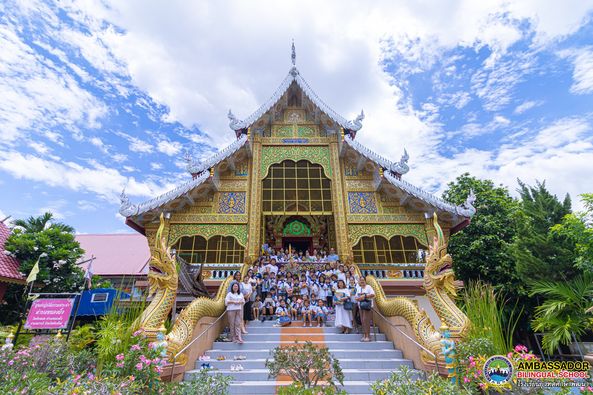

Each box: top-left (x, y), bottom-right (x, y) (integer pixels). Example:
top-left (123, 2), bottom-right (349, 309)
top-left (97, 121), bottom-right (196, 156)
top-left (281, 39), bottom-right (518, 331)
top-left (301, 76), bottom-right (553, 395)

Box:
top-left (224, 247), bottom-right (376, 343)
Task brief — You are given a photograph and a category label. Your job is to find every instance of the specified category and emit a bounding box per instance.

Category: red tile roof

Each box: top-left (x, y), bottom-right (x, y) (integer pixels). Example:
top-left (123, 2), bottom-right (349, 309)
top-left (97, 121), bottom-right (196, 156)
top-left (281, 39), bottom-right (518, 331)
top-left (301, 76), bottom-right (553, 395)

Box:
top-left (0, 221), bottom-right (25, 284)
top-left (76, 234), bottom-right (150, 276)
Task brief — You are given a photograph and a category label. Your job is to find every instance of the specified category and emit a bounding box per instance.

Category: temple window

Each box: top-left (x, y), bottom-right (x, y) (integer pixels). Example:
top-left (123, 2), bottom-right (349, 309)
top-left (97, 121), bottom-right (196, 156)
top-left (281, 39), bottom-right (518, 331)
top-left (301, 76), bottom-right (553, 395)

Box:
top-left (174, 235), bottom-right (244, 264)
top-left (262, 160), bottom-right (332, 214)
top-left (352, 235), bottom-right (427, 264)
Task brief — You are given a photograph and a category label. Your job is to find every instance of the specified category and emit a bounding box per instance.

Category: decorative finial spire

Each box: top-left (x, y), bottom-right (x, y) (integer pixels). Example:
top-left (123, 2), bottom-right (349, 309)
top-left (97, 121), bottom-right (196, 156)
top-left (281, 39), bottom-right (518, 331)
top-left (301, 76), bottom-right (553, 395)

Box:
top-left (291, 39), bottom-right (296, 66)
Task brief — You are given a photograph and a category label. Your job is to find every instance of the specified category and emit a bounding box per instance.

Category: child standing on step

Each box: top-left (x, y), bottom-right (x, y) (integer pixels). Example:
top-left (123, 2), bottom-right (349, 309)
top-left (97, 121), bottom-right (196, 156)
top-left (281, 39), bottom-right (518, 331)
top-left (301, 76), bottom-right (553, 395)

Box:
top-left (314, 299), bottom-right (329, 327)
top-left (302, 299), bottom-right (313, 327)
top-left (252, 295), bottom-right (262, 321)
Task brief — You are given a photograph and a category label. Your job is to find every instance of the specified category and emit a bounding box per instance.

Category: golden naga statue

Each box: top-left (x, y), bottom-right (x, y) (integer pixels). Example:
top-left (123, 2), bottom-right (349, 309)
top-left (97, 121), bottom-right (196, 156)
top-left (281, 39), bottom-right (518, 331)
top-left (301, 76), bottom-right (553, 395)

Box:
top-left (137, 213), bottom-right (236, 364)
top-left (367, 213), bottom-right (470, 362)
top-left (136, 213), bottom-right (179, 339)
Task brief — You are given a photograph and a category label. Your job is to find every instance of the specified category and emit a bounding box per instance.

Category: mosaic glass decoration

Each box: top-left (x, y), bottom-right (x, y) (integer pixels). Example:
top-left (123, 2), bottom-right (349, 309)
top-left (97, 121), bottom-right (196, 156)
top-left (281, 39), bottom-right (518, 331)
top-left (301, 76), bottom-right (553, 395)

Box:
top-left (218, 192), bottom-right (246, 214)
top-left (283, 220), bottom-right (311, 236)
top-left (348, 192), bottom-right (378, 214)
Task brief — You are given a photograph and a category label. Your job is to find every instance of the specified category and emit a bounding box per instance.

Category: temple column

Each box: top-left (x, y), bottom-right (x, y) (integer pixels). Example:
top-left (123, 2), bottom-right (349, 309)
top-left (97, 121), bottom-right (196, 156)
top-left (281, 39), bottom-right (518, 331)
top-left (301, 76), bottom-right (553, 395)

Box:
top-left (329, 135), bottom-right (352, 261)
top-left (246, 133), bottom-right (263, 261)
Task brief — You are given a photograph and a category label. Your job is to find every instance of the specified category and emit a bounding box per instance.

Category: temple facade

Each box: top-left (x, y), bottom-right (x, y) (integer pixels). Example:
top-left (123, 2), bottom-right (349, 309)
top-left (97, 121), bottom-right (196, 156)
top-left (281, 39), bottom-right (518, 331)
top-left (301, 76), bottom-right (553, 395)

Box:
top-left (119, 46), bottom-right (475, 294)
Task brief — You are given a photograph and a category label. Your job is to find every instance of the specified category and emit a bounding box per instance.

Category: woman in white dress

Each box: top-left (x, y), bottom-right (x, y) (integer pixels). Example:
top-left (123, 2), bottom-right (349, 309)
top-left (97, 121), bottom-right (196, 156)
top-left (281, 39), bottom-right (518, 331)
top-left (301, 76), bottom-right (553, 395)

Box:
top-left (333, 279), bottom-right (353, 334)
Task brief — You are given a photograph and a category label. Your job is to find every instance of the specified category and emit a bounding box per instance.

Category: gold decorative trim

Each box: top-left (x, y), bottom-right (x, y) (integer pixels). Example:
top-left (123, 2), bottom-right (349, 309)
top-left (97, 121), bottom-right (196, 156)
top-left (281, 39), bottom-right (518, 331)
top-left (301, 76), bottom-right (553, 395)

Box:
top-left (347, 214), bottom-right (425, 223)
top-left (217, 180), bottom-right (248, 191)
top-left (348, 223), bottom-right (429, 246)
top-left (168, 224), bottom-right (248, 246)
top-left (171, 214), bottom-right (248, 224)
top-left (260, 145), bottom-right (332, 178)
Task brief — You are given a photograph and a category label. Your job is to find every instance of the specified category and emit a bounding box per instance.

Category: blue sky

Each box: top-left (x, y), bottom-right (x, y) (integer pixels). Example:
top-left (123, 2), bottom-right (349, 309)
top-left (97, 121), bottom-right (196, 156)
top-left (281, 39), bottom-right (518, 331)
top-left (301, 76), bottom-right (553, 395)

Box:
top-left (1, 1), bottom-right (593, 234)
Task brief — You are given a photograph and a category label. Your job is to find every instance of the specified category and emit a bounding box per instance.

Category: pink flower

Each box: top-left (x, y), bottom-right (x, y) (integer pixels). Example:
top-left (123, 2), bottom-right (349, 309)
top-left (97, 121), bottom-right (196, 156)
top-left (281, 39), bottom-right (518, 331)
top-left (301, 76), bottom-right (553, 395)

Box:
top-left (468, 356), bottom-right (474, 362)
top-left (514, 344), bottom-right (528, 353)
top-left (87, 373), bottom-right (95, 380)
top-left (135, 362), bottom-right (143, 370)
top-left (116, 353), bottom-right (125, 361)
top-left (463, 376), bottom-right (470, 383)
top-left (132, 329), bottom-right (143, 337)
top-left (116, 362), bottom-right (124, 368)
top-left (479, 383), bottom-right (486, 389)
top-left (507, 352), bottom-right (513, 359)
top-left (139, 354), bottom-right (151, 365)
top-left (131, 344), bottom-right (141, 351)
top-left (8, 360), bottom-right (13, 366)
top-left (129, 375), bottom-right (135, 381)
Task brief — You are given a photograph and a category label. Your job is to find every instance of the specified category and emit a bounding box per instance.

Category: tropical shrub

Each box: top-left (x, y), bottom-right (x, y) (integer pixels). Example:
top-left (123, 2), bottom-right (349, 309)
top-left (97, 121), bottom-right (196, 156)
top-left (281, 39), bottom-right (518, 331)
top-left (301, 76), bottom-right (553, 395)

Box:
top-left (277, 382), bottom-right (347, 394)
top-left (68, 324), bottom-right (97, 351)
top-left (529, 273), bottom-right (593, 354)
top-left (266, 341), bottom-right (344, 390)
top-left (462, 281), bottom-right (521, 354)
top-left (95, 297), bottom-right (146, 369)
top-left (371, 365), bottom-right (475, 395)
top-left (163, 369), bottom-right (232, 395)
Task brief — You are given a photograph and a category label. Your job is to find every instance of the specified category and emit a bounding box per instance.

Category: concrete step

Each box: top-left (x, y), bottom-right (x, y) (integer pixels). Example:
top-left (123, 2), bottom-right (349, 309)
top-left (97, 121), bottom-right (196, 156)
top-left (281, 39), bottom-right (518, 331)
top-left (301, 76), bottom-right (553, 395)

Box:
top-left (196, 358), bottom-right (413, 370)
top-left (204, 348), bottom-right (403, 360)
top-left (212, 340), bottom-right (394, 350)
top-left (240, 333), bottom-right (387, 341)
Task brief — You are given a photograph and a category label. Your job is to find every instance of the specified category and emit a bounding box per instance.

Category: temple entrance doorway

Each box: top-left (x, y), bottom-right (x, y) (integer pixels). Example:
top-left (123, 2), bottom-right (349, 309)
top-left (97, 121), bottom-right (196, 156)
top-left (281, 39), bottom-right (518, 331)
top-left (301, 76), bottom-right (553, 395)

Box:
top-left (262, 160), bottom-right (337, 255)
top-left (282, 237), bottom-right (312, 255)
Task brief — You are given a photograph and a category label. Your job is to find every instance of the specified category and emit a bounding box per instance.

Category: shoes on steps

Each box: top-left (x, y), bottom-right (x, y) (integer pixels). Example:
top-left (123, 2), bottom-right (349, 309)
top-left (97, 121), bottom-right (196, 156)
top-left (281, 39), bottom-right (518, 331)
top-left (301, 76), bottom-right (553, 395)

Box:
top-left (200, 363), bottom-right (211, 370)
top-left (217, 355), bottom-right (226, 360)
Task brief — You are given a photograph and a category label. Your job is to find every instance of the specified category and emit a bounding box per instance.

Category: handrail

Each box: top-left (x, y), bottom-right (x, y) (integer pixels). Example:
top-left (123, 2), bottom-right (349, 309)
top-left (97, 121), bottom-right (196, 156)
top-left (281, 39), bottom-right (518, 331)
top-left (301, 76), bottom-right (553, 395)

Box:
top-left (168, 312), bottom-right (226, 381)
top-left (371, 307), bottom-right (441, 373)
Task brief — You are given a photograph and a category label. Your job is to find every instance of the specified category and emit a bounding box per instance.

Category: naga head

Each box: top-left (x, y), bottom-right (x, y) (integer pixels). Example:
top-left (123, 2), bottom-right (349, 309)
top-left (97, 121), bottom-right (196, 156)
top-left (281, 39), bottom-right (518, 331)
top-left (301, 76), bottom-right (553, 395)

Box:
top-left (148, 213), bottom-right (178, 293)
top-left (424, 213), bottom-right (457, 296)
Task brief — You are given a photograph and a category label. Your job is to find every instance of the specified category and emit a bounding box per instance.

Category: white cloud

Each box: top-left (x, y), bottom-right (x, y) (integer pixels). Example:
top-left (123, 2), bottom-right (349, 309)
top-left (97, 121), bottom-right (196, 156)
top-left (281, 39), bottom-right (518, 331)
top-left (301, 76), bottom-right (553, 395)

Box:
top-left (0, 151), bottom-right (173, 202)
top-left (90, 137), bottom-right (109, 154)
top-left (568, 47), bottom-right (593, 94)
top-left (411, 116), bottom-right (593, 211)
top-left (29, 141), bottom-right (51, 154)
top-left (55, 0), bottom-right (591, 150)
top-left (0, 18), bottom-right (107, 146)
top-left (150, 163), bottom-right (163, 170)
top-left (157, 140), bottom-right (182, 156)
top-left (128, 136), bottom-right (153, 153)
top-left (514, 100), bottom-right (543, 114)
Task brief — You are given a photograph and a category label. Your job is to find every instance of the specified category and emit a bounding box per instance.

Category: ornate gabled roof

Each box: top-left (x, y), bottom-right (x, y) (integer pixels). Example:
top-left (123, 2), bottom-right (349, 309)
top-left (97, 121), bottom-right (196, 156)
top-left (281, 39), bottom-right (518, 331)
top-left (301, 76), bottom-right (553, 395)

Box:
top-left (228, 45), bottom-right (364, 133)
top-left (120, 171), bottom-right (210, 218)
top-left (343, 134), bottom-right (409, 176)
top-left (383, 171), bottom-right (476, 218)
top-left (186, 134), bottom-right (248, 175)
top-left (120, 134), bottom-right (249, 219)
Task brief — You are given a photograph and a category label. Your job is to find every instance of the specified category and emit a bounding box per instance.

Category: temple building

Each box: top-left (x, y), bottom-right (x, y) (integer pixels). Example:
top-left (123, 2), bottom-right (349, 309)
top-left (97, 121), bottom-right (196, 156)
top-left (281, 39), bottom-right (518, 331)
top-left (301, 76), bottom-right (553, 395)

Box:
top-left (119, 45), bottom-right (475, 297)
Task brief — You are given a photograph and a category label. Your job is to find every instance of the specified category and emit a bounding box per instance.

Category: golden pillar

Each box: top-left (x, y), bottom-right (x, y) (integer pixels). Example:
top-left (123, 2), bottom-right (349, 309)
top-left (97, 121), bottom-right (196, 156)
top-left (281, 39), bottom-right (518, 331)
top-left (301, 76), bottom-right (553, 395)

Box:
top-left (329, 136), bottom-right (352, 261)
top-left (247, 134), bottom-right (263, 261)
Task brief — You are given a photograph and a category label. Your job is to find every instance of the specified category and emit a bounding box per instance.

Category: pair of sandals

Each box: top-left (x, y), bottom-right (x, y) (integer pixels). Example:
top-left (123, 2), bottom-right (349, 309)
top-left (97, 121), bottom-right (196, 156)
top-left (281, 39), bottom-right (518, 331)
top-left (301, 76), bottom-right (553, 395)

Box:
top-left (360, 337), bottom-right (371, 342)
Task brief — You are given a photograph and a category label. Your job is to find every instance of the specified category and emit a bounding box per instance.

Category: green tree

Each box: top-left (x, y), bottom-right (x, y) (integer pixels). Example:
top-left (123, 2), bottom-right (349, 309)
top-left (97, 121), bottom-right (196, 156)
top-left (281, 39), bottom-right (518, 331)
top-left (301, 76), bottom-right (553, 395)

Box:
top-left (442, 173), bottom-right (520, 291)
top-left (0, 212), bottom-right (85, 324)
top-left (551, 193), bottom-right (593, 274)
top-left (511, 181), bottom-right (577, 282)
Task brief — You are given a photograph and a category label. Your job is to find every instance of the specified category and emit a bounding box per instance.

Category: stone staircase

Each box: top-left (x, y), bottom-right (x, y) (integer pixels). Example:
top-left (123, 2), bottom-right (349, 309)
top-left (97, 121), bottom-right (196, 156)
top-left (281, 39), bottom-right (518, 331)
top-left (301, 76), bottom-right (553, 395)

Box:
top-left (184, 318), bottom-right (417, 394)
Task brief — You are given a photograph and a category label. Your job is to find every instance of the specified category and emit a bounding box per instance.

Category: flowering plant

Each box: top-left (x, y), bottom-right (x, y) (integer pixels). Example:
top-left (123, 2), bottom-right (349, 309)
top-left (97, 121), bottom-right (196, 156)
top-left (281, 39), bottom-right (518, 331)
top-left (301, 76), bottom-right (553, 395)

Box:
top-left (101, 329), bottom-right (168, 392)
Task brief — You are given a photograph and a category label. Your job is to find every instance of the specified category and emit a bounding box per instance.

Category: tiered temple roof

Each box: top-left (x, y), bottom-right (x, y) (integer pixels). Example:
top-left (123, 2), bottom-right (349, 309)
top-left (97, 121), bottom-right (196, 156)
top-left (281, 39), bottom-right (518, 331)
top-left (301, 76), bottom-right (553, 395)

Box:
top-left (120, 45), bottom-right (475, 231)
